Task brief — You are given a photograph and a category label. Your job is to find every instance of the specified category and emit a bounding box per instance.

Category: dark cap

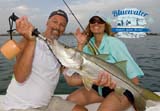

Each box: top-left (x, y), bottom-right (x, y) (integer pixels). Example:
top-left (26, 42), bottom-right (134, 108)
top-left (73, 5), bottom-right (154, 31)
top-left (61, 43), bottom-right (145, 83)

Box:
top-left (89, 16), bottom-right (105, 23)
top-left (48, 9), bottom-right (68, 23)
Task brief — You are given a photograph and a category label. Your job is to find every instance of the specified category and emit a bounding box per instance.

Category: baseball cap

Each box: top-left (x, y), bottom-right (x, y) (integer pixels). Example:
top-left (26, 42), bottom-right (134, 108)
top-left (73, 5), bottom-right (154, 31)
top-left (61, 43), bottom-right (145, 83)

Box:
top-left (89, 11), bottom-right (107, 23)
top-left (89, 16), bottom-right (106, 24)
top-left (48, 9), bottom-right (68, 23)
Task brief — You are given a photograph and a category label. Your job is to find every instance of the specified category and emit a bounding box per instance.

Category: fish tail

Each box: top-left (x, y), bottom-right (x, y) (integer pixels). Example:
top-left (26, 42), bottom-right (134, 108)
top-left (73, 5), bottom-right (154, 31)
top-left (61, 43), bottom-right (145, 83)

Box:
top-left (134, 87), bottom-right (160, 111)
top-left (141, 88), bottom-right (160, 107)
top-left (142, 88), bottom-right (160, 101)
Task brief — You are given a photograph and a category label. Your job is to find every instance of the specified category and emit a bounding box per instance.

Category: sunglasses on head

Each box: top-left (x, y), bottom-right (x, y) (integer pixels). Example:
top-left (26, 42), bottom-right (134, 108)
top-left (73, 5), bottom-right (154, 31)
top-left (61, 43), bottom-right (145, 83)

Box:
top-left (89, 17), bottom-right (105, 24)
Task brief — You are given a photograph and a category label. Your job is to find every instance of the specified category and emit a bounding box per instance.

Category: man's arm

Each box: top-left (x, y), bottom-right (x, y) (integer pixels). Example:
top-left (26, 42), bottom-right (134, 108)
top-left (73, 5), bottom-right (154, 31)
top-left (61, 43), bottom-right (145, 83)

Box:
top-left (13, 39), bottom-right (36, 83)
top-left (13, 16), bottom-right (36, 83)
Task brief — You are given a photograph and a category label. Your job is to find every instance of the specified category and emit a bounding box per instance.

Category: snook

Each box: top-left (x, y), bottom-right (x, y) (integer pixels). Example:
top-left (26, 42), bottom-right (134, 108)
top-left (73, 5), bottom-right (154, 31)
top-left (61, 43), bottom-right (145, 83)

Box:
top-left (50, 40), bottom-right (160, 111)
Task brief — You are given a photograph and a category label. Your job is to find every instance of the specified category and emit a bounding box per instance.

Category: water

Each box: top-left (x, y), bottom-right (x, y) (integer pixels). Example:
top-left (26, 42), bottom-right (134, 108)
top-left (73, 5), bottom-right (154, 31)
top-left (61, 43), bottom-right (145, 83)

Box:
top-left (0, 35), bottom-right (160, 95)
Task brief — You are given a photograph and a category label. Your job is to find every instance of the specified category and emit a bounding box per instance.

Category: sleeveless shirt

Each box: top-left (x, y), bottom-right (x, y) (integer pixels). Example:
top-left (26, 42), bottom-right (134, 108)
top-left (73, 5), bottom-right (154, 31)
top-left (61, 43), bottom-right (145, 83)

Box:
top-left (3, 38), bottom-right (61, 110)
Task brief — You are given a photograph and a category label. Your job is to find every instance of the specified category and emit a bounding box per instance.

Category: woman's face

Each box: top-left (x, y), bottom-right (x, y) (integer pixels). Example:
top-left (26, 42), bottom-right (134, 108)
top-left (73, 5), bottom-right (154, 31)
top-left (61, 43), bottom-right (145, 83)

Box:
top-left (89, 17), bottom-right (105, 34)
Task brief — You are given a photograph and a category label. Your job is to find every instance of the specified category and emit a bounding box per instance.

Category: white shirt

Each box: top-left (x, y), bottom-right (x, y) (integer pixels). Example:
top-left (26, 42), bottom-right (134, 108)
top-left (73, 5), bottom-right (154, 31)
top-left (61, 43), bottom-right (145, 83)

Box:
top-left (3, 38), bottom-right (61, 110)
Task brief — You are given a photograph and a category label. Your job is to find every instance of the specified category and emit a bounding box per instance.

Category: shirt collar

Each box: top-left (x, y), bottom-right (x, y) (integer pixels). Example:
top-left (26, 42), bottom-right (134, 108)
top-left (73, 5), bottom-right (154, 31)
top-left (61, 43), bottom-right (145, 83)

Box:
top-left (90, 33), bottom-right (108, 50)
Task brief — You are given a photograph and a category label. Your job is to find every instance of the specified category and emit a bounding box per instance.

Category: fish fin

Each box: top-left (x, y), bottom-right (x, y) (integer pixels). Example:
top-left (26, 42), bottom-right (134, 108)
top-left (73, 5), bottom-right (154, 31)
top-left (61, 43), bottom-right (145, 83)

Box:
top-left (114, 87), bottom-right (126, 95)
top-left (114, 60), bottom-right (127, 75)
top-left (115, 87), bottom-right (146, 111)
top-left (134, 95), bottom-right (146, 111)
top-left (142, 87), bottom-right (160, 108)
top-left (82, 75), bottom-right (93, 91)
top-left (142, 87), bottom-right (160, 101)
top-left (134, 86), bottom-right (160, 111)
top-left (96, 54), bottom-right (109, 61)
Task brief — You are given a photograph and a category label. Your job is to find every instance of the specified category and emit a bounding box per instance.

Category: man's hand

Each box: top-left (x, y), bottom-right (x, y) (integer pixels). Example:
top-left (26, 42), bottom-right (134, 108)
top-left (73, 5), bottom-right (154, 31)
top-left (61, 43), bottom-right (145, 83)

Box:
top-left (16, 16), bottom-right (35, 41)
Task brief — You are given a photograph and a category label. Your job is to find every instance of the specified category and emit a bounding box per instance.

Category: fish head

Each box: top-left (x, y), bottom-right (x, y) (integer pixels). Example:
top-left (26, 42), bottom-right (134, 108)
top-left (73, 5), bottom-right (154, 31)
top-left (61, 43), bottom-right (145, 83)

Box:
top-left (51, 39), bottom-right (83, 69)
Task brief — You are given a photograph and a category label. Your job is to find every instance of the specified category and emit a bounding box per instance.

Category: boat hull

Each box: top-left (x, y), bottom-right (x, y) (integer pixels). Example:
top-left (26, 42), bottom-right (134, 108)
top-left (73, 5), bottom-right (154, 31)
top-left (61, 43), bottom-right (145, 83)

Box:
top-left (0, 92), bottom-right (160, 111)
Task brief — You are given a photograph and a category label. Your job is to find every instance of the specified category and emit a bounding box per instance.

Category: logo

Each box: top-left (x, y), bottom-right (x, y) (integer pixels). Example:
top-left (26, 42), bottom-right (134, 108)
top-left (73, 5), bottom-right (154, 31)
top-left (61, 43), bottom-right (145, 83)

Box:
top-left (112, 8), bottom-right (151, 38)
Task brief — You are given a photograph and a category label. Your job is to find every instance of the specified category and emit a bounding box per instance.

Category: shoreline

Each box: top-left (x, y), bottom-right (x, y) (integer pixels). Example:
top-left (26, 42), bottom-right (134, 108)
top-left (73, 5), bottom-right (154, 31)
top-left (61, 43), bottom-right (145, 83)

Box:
top-left (0, 33), bottom-right (74, 36)
top-left (0, 33), bottom-right (159, 36)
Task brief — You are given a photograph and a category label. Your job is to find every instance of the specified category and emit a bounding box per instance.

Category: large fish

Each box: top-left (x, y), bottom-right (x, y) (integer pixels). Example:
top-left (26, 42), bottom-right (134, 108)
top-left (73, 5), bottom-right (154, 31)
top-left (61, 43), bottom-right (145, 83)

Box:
top-left (50, 39), bottom-right (160, 111)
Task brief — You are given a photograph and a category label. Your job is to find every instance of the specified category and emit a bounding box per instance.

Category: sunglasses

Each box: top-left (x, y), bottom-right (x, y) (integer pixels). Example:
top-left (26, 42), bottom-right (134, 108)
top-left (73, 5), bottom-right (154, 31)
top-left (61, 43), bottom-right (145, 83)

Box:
top-left (89, 17), bottom-right (105, 24)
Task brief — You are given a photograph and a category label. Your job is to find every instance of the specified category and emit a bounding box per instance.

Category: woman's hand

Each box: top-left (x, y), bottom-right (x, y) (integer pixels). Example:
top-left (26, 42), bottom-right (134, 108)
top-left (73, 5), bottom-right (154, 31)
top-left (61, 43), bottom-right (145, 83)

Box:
top-left (74, 28), bottom-right (88, 50)
top-left (93, 71), bottom-right (116, 89)
top-left (131, 77), bottom-right (139, 85)
top-left (16, 16), bottom-right (35, 41)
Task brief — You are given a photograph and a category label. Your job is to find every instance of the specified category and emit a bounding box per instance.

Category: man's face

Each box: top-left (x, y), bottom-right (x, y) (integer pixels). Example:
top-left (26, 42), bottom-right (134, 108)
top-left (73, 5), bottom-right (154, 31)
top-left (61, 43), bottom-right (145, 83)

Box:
top-left (46, 15), bottom-right (67, 39)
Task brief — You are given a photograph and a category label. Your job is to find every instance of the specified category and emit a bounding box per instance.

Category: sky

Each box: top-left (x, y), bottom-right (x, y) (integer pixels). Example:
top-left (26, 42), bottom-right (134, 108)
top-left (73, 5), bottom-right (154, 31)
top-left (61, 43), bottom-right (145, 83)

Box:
top-left (0, 0), bottom-right (159, 34)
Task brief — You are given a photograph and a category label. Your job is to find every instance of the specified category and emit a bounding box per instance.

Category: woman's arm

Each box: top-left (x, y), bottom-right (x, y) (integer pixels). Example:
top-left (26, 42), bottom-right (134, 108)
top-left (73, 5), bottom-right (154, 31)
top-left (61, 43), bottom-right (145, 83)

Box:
top-left (74, 28), bottom-right (88, 51)
top-left (131, 77), bottom-right (139, 85)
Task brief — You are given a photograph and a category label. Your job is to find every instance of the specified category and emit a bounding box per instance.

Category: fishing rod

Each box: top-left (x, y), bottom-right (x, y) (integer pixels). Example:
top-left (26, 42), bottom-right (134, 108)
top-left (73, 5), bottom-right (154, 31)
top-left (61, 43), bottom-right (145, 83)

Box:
top-left (8, 13), bottom-right (55, 55)
top-left (62, 0), bottom-right (100, 55)
top-left (62, 0), bottom-right (85, 32)
top-left (9, 13), bottom-right (45, 40)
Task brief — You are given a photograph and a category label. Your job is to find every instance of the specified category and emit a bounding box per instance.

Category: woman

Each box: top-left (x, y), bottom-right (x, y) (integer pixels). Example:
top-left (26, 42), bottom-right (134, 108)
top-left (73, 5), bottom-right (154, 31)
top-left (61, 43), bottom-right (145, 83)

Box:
top-left (66, 15), bottom-right (144, 111)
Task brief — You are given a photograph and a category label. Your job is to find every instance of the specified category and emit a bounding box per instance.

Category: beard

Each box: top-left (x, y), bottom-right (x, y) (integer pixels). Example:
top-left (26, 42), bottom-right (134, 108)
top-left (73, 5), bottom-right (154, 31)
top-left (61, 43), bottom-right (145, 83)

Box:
top-left (50, 29), bottom-right (61, 40)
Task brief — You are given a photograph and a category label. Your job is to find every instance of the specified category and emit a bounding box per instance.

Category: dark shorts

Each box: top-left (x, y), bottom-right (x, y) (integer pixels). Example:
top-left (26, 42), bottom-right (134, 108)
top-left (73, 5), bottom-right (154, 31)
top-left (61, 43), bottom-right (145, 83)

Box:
top-left (92, 84), bottom-right (114, 98)
top-left (92, 85), bottom-right (134, 104)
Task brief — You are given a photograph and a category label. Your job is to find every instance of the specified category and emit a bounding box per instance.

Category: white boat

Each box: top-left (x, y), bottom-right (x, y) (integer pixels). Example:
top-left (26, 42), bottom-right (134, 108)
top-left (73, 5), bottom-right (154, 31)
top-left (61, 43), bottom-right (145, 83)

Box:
top-left (0, 92), bottom-right (160, 111)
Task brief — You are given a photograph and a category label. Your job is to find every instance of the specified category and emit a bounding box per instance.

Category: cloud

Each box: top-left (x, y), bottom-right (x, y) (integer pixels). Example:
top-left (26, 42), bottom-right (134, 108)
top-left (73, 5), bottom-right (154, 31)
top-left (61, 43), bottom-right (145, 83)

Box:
top-left (0, 0), bottom-right (20, 2)
top-left (64, 0), bottom-right (160, 33)
top-left (6, 0), bottom-right (21, 1)
top-left (10, 5), bottom-right (40, 16)
top-left (0, 3), bottom-right (41, 33)
top-left (0, 0), bottom-right (159, 33)
top-left (12, 5), bottom-right (29, 14)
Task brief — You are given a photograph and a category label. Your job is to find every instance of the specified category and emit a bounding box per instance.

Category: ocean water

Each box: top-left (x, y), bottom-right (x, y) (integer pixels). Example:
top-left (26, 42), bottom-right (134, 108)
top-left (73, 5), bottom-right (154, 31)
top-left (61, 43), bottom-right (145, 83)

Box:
top-left (0, 35), bottom-right (160, 95)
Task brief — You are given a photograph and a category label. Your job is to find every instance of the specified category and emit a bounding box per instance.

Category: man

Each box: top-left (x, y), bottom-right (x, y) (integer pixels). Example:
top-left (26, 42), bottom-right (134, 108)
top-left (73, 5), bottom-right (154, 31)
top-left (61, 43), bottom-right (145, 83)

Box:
top-left (2, 9), bottom-right (87, 111)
